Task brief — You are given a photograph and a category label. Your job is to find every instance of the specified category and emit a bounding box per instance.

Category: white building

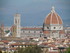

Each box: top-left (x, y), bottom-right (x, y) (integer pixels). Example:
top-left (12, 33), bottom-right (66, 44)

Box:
top-left (10, 7), bottom-right (65, 38)
top-left (43, 7), bottom-right (65, 38)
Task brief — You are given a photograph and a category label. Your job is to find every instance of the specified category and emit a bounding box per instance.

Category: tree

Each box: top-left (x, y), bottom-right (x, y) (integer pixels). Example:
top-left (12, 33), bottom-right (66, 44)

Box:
top-left (4, 51), bottom-right (7, 53)
top-left (14, 51), bottom-right (17, 53)
top-left (5, 30), bottom-right (10, 33)
top-left (0, 50), bottom-right (2, 53)
top-left (66, 46), bottom-right (70, 53)
top-left (17, 47), bottom-right (24, 53)
top-left (17, 45), bottom-right (42, 53)
top-left (24, 46), bottom-right (42, 53)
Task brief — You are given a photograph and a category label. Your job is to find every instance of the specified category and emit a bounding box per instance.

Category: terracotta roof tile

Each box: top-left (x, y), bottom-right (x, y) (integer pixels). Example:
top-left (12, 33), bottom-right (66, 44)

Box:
top-left (21, 28), bottom-right (42, 30)
top-left (44, 7), bottom-right (63, 25)
top-left (43, 31), bottom-right (50, 34)
top-left (59, 30), bottom-right (65, 34)
top-left (1, 40), bottom-right (9, 43)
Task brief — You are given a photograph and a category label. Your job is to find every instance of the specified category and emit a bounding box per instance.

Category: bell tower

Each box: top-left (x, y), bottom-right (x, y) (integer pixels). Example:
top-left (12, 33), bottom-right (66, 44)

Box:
top-left (14, 13), bottom-right (21, 37)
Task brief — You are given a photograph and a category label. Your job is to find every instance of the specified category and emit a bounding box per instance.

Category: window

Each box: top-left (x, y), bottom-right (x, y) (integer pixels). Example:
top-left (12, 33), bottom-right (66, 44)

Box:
top-left (34, 31), bottom-right (36, 33)
top-left (25, 31), bottom-right (28, 33)
top-left (15, 19), bottom-right (17, 24)
top-left (54, 27), bottom-right (56, 29)
top-left (23, 31), bottom-right (25, 33)
top-left (36, 31), bottom-right (40, 33)
top-left (30, 31), bottom-right (34, 33)
top-left (59, 27), bottom-right (61, 29)
top-left (29, 31), bottom-right (30, 33)
top-left (47, 27), bottom-right (49, 29)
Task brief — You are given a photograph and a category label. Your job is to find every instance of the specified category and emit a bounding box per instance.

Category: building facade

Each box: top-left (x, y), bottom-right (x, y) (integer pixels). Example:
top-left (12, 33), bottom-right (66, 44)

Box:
top-left (20, 7), bottom-right (65, 38)
top-left (43, 7), bottom-right (64, 38)
top-left (4, 7), bottom-right (65, 38)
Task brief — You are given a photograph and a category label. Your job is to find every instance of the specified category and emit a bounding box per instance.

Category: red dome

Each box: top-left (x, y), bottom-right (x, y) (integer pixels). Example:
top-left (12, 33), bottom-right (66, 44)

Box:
top-left (44, 7), bottom-right (63, 25)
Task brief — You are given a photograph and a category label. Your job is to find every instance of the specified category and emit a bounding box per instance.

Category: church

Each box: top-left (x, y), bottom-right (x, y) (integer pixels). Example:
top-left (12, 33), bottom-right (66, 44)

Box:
top-left (6, 7), bottom-right (65, 38)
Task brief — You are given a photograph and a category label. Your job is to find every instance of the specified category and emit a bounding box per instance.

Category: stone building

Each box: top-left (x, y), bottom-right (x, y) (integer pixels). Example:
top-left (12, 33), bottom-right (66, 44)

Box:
top-left (43, 7), bottom-right (65, 38)
top-left (20, 7), bottom-right (65, 38)
top-left (8, 7), bottom-right (65, 38)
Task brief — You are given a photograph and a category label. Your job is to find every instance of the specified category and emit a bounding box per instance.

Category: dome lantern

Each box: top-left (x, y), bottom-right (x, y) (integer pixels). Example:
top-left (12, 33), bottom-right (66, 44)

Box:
top-left (51, 6), bottom-right (55, 13)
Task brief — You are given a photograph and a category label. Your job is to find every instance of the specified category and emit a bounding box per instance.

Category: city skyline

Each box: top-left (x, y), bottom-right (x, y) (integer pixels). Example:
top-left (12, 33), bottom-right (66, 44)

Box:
top-left (0, 0), bottom-right (70, 26)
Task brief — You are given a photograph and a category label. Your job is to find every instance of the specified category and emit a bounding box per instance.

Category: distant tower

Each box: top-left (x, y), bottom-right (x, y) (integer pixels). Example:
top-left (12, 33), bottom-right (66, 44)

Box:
top-left (43, 7), bottom-right (64, 38)
top-left (10, 25), bottom-right (17, 37)
top-left (14, 13), bottom-right (21, 37)
top-left (0, 24), bottom-right (4, 37)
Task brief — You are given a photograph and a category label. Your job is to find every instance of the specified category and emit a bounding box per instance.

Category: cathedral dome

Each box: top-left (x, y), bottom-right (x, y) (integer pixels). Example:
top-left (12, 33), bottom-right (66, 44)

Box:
top-left (44, 7), bottom-right (63, 25)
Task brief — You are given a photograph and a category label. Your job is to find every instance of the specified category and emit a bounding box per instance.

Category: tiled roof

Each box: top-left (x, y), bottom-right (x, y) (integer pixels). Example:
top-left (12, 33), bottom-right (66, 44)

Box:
top-left (44, 7), bottom-right (63, 25)
top-left (59, 30), bottom-right (65, 34)
top-left (49, 52), bottom-right (59, 53)
top-left (21, 28), bottom-right (42, 30)
top-left (10, 43), bottom-right (37, 46)
top-left (43, 31), bottom-right (50, 34)
top-left (1, 40), bottom-right (9, 43)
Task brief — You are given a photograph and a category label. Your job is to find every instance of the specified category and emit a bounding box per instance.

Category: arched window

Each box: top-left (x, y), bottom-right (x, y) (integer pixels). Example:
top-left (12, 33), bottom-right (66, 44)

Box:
top-left (47, 27), bottom-right (49, 29)
top-left (54, 27), bottom-right (56, 29)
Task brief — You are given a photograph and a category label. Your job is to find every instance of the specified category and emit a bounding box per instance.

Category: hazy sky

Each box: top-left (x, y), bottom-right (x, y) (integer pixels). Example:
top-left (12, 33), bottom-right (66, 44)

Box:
top-left (0, 0), bottom-right (70, 26)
